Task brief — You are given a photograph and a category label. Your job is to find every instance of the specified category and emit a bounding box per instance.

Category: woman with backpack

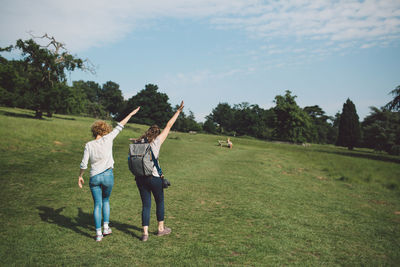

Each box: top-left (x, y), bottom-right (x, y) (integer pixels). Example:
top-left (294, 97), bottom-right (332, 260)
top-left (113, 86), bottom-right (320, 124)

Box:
top-left (133, 101), bottom-right (184, 242)
top-left (78, 107), bottom-right (140, 242)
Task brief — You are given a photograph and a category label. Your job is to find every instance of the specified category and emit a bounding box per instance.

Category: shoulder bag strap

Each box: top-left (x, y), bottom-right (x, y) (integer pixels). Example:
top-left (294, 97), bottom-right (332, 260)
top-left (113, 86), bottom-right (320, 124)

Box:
top-left (150, 147), bottom-right (164, 178)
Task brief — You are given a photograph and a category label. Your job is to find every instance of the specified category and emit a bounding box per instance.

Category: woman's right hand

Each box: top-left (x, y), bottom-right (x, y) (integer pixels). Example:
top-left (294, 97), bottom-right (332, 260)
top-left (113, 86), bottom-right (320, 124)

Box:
top-left (78, 177), bottom-right (84, 188)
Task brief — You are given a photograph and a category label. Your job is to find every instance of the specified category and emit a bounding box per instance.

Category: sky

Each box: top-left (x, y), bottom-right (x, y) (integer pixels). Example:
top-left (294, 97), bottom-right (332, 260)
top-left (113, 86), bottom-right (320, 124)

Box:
top-left (1, 0), bottom-right (400, 122)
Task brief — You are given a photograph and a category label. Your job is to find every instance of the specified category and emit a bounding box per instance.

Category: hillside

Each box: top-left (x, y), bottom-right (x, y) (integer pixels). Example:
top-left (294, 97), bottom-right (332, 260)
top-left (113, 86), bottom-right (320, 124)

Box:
top-left (0, 107), bottom-right (399, 266)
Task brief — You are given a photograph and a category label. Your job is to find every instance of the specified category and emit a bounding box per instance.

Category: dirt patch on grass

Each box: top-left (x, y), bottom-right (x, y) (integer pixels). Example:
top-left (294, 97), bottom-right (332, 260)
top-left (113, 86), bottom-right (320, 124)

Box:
top-left (370, 200), bottom-right (388, 205)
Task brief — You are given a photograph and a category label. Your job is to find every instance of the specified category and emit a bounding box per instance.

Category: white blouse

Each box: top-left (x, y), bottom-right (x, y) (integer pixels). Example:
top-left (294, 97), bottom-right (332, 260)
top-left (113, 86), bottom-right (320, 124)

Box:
top-left (80, 123), bottom-right (124, 177)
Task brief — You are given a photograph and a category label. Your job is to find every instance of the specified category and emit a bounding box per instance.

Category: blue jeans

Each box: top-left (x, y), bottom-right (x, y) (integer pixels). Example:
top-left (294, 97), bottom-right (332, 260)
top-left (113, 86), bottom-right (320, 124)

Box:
top-left (89, 168), bottom-right (114, 229)
top-left (136, 176), bottom-right (164, 226)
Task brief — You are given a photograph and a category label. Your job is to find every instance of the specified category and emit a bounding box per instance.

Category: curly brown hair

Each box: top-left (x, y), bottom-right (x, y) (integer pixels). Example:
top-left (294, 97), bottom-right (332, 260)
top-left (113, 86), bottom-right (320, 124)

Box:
top-left (139, 125), bottom-right (161, 143)
top-left (91, 120), bottom-right (112, 138)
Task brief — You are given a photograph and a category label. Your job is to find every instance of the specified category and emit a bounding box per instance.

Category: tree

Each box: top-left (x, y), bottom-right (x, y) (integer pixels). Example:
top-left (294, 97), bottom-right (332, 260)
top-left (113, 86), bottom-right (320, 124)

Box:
top-left (172, 109), bottom-right (188, 132)
top-left (61, 83), bottom-right (88, 115)
top-left (303, 105), bottom-right (333, 144)
top-left (204, 101), bottom-right (275, 139)
top-left (0, 53), bottom-right (30, 108)
top-left (100, 81), bottom-right (124, 115)
top-left (362, 107), bottom-right (400, 155)
top-left (326, 112), bottom-right (340, 144)
top-left (172, 107), bottom-right (202, 132)
top-left (72, 80), bottom-right (101, 103)
top-left (116, 84), bottom-right (173, 126)
top-left (85, 102), bottom-right (109, 119)
top-left (232, 103), bottom-right (275, 139)
top-left (385, 85), bottom-right (400, 111)
top-left (2, 34), bottom-right (88, 118)
top-left (70, 80), bottom-right (108, 118)
top-left (273, 90), bottom-right (313, 143)
top-left (186, 111), bottom-right (202, 132)
top-left (210, 103), bottom-right (235, 133)
top-left (336, 98), bottom-right (361, 150)
top-left (203, 115), bottom-right (218, 134)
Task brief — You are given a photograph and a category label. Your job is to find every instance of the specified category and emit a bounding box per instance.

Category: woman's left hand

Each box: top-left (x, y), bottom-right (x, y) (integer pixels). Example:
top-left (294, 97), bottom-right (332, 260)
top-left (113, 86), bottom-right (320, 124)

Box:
top-left (131, 106), bottom-right (140, 116)
top-left (178, 101), bottom-right (184, 112)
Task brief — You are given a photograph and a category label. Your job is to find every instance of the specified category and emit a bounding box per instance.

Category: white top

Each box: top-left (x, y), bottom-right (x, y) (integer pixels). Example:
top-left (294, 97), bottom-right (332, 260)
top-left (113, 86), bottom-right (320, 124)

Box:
top-left (150, 136), bottom-right (162, 177)
top-left (80, 123), bottom-right (124, 177)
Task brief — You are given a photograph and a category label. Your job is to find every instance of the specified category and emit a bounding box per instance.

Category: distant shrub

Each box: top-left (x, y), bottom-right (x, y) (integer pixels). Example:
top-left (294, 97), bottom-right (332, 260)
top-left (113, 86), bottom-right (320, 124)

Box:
top-left (386, 183), bottom-right (398, 190)
top-left (337, 176), bottom-right (350, 182)
top-left (168, 135), bottom-right (181, 140)
top-left (389, 145), bottom-right (400, 156)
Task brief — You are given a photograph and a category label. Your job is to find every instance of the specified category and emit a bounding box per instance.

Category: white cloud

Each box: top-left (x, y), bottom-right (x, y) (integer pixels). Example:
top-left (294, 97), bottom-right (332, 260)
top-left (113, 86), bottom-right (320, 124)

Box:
top-left (211, 0), bottom-right (400, 48)
top-left (1, 0), bottom-right (399, 53)
top-left (0, 0), bottom-right (136, 51)
top-left (163, 66), bottom-right (253, 87)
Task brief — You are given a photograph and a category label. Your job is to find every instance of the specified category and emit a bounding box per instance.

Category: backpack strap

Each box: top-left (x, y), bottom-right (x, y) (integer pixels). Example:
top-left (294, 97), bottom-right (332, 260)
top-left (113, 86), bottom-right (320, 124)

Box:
top-left (150, 147), bottom-right (164, 178)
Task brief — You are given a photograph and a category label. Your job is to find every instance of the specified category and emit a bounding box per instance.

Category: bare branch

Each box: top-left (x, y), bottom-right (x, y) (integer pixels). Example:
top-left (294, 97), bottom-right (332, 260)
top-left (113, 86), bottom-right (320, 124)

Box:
top-left (27, 31), bottom-right (96, 75)
top-left (54, 55), bottom-right (65, 64)
top-left (82, 58), bottom-right (97, 74)
top-left (28, 31), bottom-right (66, 55)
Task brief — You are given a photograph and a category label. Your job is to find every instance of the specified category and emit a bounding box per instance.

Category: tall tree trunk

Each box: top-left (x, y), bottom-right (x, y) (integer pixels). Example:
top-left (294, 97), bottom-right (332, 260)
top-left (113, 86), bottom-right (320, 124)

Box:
top-left (35, 109), bottom-right (43, 119)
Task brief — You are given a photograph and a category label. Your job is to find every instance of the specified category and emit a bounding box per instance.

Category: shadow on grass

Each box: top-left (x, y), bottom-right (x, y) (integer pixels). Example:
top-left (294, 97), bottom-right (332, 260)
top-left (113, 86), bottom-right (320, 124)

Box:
top-left (1, 110), bottom-right (36, 119)
top-left (0, 110), bottom-right (76, 121)
top-left (314, 148), bottom-right (400, 164)
top-left (110, 221), bottom-right (142, 240)
top-left (37, 206), bottom-right (142, 240)
top-left (52, 115), bottom-right (76, 121)
top-left (37, 206), bottom-right (93, 239)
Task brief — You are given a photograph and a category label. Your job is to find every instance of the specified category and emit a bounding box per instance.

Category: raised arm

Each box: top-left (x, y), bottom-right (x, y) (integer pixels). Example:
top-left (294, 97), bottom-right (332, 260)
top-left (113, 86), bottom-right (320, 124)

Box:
top-left (158, 101), bottom-right (184, 144)
top-left (119, 107), bottom-right (140, 126)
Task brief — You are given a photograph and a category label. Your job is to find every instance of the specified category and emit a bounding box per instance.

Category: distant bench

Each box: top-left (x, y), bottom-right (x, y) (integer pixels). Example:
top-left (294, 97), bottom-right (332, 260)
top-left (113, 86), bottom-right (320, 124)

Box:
top-left (218, 140), bottom-right (232, 148)
top-left (218, 140), bottom-right (226, 147)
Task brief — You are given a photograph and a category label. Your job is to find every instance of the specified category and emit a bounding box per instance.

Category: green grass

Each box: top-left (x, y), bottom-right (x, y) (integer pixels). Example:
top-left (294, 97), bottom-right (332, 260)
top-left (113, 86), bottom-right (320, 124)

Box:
top-left (1, 106), bottom-right (400, 266)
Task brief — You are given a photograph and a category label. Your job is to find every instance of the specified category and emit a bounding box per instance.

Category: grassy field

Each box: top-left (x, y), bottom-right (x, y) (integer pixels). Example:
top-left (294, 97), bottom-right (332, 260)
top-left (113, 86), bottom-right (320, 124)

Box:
top-left (1, 106), bottom-right (400, 266)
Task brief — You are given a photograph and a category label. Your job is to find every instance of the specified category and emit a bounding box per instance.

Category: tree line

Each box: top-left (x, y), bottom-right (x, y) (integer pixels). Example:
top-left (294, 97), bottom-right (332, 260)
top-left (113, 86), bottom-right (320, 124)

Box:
top-left (1, 37), bottom-right (399, 155)
top-left (204, 91), bottom-right (400, 155)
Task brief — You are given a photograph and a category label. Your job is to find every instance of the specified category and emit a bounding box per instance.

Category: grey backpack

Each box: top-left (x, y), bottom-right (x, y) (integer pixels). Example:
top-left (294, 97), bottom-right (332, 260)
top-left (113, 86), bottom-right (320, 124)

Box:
top-left (128, 139), bottom-right (154, 177)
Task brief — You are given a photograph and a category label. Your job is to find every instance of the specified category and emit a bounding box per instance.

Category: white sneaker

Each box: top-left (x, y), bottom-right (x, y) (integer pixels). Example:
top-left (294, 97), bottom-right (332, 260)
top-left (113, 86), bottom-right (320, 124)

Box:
top-left (96, 234), bottom-right (103, 242)
top-left (103, 227), bottom-right (112, 236)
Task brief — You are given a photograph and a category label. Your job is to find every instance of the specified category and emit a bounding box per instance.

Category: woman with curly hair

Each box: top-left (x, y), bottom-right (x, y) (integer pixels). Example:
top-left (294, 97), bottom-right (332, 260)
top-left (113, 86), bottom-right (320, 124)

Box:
top-left (133, 101), bottom-right (184, 242)
top-left (78, 107), bottom-right (140, 242)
